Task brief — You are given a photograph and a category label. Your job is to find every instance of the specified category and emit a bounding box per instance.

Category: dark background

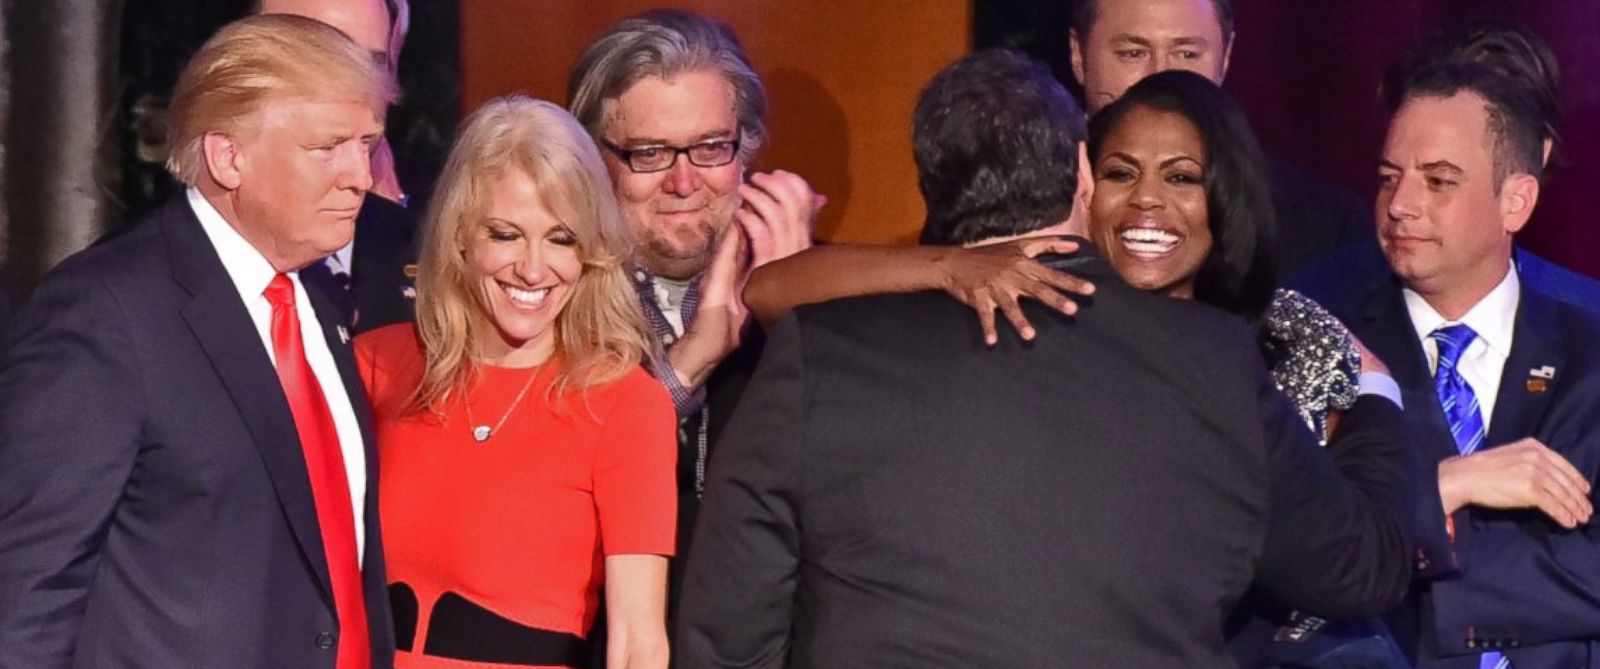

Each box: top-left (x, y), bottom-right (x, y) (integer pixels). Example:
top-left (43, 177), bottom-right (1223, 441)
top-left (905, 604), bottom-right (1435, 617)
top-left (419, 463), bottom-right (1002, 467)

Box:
top-left (115, 0), bottom-right (461, 221)
top-left (3, 0), bottom-right (1593, 295)
top-left (976, 0), bottom-right (1600, 279)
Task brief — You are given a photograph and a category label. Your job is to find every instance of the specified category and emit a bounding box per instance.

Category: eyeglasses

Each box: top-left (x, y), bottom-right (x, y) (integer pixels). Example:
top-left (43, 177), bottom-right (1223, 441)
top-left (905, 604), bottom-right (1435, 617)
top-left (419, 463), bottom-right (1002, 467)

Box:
top-left (601, 138), bottom-right (741, 173)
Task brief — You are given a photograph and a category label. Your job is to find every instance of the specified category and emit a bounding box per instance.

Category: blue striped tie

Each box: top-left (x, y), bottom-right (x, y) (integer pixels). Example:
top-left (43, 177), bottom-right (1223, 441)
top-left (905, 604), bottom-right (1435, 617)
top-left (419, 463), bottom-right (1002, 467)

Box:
top-left (1430, 325), bottom-right (1508, 669)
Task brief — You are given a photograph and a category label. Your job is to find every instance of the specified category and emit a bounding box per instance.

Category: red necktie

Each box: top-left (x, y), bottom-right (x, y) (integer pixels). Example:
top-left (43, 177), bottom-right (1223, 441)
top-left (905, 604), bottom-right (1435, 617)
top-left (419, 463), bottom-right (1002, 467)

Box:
top-left (264, 274), bottom-right (371, 669)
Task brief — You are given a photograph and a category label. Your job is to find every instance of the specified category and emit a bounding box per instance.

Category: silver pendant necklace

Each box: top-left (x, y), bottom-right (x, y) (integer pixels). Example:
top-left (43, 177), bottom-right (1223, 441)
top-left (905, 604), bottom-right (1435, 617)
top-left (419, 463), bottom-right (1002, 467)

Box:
top-left (464, 366), bottom-right (542, 443)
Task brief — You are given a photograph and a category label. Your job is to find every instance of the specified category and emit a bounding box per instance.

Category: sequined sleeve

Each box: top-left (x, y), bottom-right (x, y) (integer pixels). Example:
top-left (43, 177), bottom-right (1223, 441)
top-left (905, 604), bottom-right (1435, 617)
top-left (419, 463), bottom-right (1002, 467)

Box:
top-left (1262, 288), bottom-right (1362, 443)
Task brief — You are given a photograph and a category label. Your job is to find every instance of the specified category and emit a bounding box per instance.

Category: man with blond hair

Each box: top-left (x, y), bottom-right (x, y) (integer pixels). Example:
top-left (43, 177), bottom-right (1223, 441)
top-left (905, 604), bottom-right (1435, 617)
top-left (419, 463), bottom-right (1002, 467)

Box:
top-left (258, 0), bottom-right (422, 334)
top-left (0, 15), bottom-right (396, 668)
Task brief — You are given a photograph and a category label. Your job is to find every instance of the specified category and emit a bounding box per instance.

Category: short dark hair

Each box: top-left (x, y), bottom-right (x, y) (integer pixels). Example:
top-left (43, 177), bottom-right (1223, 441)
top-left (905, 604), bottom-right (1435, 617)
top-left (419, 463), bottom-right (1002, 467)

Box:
top-left (1071, 0), bottom-right (1236, 42)
top-left (915, 49), bottom-right (1087, 245)
top-left (1088, 70), bottom-right (1275, 322)
top-left (1386, 20), bottom-right (1560, 170)
top-left (1396, 61), bottom-right (1545, 189)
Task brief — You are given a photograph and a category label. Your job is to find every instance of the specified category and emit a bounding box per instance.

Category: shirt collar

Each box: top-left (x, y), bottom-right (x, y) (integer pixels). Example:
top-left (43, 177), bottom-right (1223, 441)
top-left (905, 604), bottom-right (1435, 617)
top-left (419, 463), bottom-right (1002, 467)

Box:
top-left (187, 186), bottom-right (281, 300)
top-left (1404, 263), bottom-right (1520, 359)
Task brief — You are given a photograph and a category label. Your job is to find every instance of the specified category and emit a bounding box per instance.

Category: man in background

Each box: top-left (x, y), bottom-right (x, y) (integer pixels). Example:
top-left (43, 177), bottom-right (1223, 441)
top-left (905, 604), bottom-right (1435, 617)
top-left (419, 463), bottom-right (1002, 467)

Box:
top-left (1299, 59), bottom-right (1600, 668)
top-left (566, 9), bottom-right (823, 605)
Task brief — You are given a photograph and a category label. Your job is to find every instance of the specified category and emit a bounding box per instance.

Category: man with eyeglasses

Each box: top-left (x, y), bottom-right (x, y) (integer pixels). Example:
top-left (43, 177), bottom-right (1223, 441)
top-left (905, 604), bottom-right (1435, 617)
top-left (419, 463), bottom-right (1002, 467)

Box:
top-left (567, 8), bottom-right (823, 622)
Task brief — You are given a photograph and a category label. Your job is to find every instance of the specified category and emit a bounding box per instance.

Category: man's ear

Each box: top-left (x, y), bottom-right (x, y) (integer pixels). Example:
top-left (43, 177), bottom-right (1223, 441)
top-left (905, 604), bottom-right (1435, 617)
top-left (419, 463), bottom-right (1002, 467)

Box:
top-left (1075, 141), bottom-right (1095, 203)
top-left (1499, 173), bottom-right (1540, 235)
top-left (202, 131), bottom-right (244, 191)
top-left (1069, 28), bottom-right (1087, 86)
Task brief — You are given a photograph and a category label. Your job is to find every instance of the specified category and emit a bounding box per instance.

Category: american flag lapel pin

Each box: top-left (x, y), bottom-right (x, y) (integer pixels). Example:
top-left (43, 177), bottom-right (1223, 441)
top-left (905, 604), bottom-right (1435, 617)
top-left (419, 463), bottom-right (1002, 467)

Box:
top-left (1527, 365), bottom-right (1555, 393)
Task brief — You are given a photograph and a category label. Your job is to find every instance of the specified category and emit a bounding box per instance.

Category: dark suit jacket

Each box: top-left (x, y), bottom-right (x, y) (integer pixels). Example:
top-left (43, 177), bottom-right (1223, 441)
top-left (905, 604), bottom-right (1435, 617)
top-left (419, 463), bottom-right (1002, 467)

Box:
top-left (346, 194), bottom-right (418, 335)
top-left (1295, 259), bottom-right (1600, 669)
top-left (1268, 155), bottom-right (1375, 278)
top-left (0, 196), bottom-right (395, 668)
top-left (677, 250), bottom-right (1412, 668)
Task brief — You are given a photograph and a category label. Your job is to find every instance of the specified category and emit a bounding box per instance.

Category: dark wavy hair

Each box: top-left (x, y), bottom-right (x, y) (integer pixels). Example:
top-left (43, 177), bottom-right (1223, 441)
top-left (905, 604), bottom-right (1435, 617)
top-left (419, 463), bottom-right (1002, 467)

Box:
top-left (1385, 20), bottom-right (1560, 170)
top-left (1087, 70), bottom-right (1276, 323)
top-left (914, 49), bottom-right (1087, 245)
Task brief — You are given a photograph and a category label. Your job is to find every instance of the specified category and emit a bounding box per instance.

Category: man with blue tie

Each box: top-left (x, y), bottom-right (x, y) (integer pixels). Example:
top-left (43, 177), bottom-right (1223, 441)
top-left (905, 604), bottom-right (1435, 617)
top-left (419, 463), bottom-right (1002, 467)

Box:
top-left (1299, 60), bottom-right (1600, 668)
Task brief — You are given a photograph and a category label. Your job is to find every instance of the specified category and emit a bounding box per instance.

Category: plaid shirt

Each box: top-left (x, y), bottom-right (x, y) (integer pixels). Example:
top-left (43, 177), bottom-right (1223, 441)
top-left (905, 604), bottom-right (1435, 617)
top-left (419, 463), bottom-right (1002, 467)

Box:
top-left (630, 264), bottom-right (711, 497)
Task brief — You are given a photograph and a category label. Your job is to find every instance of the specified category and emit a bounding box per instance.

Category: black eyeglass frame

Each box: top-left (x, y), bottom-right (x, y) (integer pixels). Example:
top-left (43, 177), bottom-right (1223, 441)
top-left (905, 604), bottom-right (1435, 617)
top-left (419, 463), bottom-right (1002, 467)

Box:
top-left (600, 137), bottom-right (743, 174)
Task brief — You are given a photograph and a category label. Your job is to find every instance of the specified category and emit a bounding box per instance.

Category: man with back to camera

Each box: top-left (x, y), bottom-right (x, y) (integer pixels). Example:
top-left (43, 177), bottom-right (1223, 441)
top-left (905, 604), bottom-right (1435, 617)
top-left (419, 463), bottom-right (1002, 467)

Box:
top-left (1297, 59), bottom-right (1600, 669)
top-left (259, 0), bottom-right (419, 335)
top-left (676, 48), bottom-right (1412, 668)
top-left (1068, 0), bottom-right (1372, 276)
top-left (0, 15), bottom-right (396, 668)
top-left (565, 8), bottom-right (824, 604)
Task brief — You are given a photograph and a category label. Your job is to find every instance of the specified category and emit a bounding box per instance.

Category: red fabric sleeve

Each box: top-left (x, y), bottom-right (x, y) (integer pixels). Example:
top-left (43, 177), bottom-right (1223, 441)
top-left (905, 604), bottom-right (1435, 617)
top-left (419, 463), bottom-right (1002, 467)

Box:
top-left (593, 367), bottom-right (679, 557)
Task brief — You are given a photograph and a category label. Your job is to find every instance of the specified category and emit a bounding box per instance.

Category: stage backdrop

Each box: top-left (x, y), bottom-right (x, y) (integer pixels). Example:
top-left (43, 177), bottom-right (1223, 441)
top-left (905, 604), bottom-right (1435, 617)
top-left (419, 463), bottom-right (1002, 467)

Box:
top-left (464, 0), bottom-right (1596, 277)
top-left (460, 0), bottom-right (971, 246)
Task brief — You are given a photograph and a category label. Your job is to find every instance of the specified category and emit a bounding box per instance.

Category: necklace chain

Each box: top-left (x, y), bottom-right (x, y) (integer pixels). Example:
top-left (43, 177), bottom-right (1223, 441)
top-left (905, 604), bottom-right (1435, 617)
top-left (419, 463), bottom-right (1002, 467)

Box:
top-left (464, 366), bottom-right (541, 442)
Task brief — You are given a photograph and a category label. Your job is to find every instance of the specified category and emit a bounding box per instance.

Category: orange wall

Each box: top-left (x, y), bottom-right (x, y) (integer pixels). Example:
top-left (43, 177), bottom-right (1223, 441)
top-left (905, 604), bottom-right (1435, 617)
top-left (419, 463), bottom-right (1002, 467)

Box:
top-left (461, 0), bottom-right (971, 245)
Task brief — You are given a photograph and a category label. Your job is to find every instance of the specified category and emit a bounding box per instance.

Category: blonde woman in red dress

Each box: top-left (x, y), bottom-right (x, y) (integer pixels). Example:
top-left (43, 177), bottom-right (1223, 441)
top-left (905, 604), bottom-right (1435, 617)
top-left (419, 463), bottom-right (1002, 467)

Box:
top-left (356, 96), bottom-right (674, 669)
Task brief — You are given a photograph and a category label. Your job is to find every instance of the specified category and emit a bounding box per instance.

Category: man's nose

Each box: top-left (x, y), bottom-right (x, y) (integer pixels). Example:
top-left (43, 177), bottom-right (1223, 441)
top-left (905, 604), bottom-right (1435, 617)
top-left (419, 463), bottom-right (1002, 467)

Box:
top-left (340, 142), bottom-right (375, 193)
top-left (660, 153), bottom-right (703, 195)
top-left (1386, 176), bottom-right (1422, 221)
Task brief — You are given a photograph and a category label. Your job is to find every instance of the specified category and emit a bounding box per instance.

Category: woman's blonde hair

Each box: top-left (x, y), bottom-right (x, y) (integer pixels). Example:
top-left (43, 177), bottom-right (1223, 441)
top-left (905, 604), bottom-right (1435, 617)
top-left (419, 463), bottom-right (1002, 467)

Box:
top-left (410, 95), bottom-right (653, 412)
top-left (166, 14), bottom-right (399, 185)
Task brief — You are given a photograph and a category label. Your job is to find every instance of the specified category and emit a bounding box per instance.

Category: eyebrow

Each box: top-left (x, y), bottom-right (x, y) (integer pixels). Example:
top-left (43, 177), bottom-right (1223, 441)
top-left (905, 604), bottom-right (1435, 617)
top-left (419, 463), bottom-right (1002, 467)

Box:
top-left (1159, 155), bottom-right (1202, 170)
top-left (1108, 34), bottom-right (1209, 48)
top-left (616, 129), bottom-right (736, 147)
top-left (1419, 160), bottom-right (1465, 175)
top-left (1100, 151), bottom-right (1141, 166)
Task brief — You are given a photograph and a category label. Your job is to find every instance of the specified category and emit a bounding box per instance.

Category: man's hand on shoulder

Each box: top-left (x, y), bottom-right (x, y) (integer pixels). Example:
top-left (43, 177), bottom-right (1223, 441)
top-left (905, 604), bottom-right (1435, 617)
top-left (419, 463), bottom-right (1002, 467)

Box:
top-left (1438, 437), bottom-right (1594, 528)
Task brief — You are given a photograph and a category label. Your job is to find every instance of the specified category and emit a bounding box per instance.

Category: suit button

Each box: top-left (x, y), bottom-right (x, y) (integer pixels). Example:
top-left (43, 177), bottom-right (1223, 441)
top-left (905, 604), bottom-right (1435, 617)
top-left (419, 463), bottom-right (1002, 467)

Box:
top-left (316, 632), bottom-right (336, 650)
top-left (1466, 639), bottom-right (1478, 649)
top-left (1509, 639), bottom-right (1521, 648)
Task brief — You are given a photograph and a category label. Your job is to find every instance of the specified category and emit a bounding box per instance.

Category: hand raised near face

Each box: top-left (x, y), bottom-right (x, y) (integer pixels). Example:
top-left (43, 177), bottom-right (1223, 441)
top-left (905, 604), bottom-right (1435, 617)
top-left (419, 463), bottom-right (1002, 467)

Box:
top-left (940, 237), bottom-right (1096, 346)
top-left (736, 170), bottom-right (824, 269)
top-left (1438, 437), bottom-right (1594, 528)
top-left (668, 223), bottom-right (751, 390)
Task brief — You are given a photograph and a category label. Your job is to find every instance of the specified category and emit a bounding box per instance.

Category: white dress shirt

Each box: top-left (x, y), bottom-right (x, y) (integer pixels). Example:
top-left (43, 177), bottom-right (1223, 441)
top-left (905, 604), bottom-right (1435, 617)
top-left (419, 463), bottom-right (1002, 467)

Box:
top-left (1404, 265), bottom-right (1520, 433)
top-left (188, 188), bottom-right (367, 558)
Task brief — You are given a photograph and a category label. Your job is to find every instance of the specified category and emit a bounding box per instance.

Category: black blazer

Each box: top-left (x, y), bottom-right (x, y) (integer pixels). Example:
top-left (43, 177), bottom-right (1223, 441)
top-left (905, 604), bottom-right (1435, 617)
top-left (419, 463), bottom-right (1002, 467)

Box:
top-left (677, 250), bottom-right (1412, 668)
top-left (0, 196), bottom-right (394, 668)
top-left (348, 194), bottom-right (419, 335)
top-left (1299, 264), bottom-right (1600, 669)
top-left (1268, 154), bottom-right (1374, 278)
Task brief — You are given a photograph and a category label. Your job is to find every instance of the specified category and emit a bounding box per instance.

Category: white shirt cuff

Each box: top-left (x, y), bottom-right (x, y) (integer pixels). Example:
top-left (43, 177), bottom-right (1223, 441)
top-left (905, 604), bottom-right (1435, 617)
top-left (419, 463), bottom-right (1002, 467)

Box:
top-left (1358, 371), bottom-right (1404, 410)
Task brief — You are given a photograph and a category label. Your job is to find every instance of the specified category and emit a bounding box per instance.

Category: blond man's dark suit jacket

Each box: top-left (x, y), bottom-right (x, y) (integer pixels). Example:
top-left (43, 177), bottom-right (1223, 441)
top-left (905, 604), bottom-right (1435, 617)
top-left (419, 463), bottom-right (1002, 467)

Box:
top-left (0, 196), bottom-right (394, 668)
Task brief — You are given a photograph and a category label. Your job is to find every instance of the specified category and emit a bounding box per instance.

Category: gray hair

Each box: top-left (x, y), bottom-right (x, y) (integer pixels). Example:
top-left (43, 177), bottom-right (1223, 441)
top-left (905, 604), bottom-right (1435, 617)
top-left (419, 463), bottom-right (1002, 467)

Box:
top-left (567, 9), bottom-right (767, 161)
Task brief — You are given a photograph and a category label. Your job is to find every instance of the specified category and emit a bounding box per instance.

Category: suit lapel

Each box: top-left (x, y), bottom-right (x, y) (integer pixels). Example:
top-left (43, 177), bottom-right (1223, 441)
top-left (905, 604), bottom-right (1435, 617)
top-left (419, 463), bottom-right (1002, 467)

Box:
top-left (1484, 287), bottom-right (1563, 449)
top-left (302, 274), bottom-right (381, 504)
top-left (1357, 277), bottom-right (1460, 465)
top-left (161, 199), bottom-right (335, 605)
